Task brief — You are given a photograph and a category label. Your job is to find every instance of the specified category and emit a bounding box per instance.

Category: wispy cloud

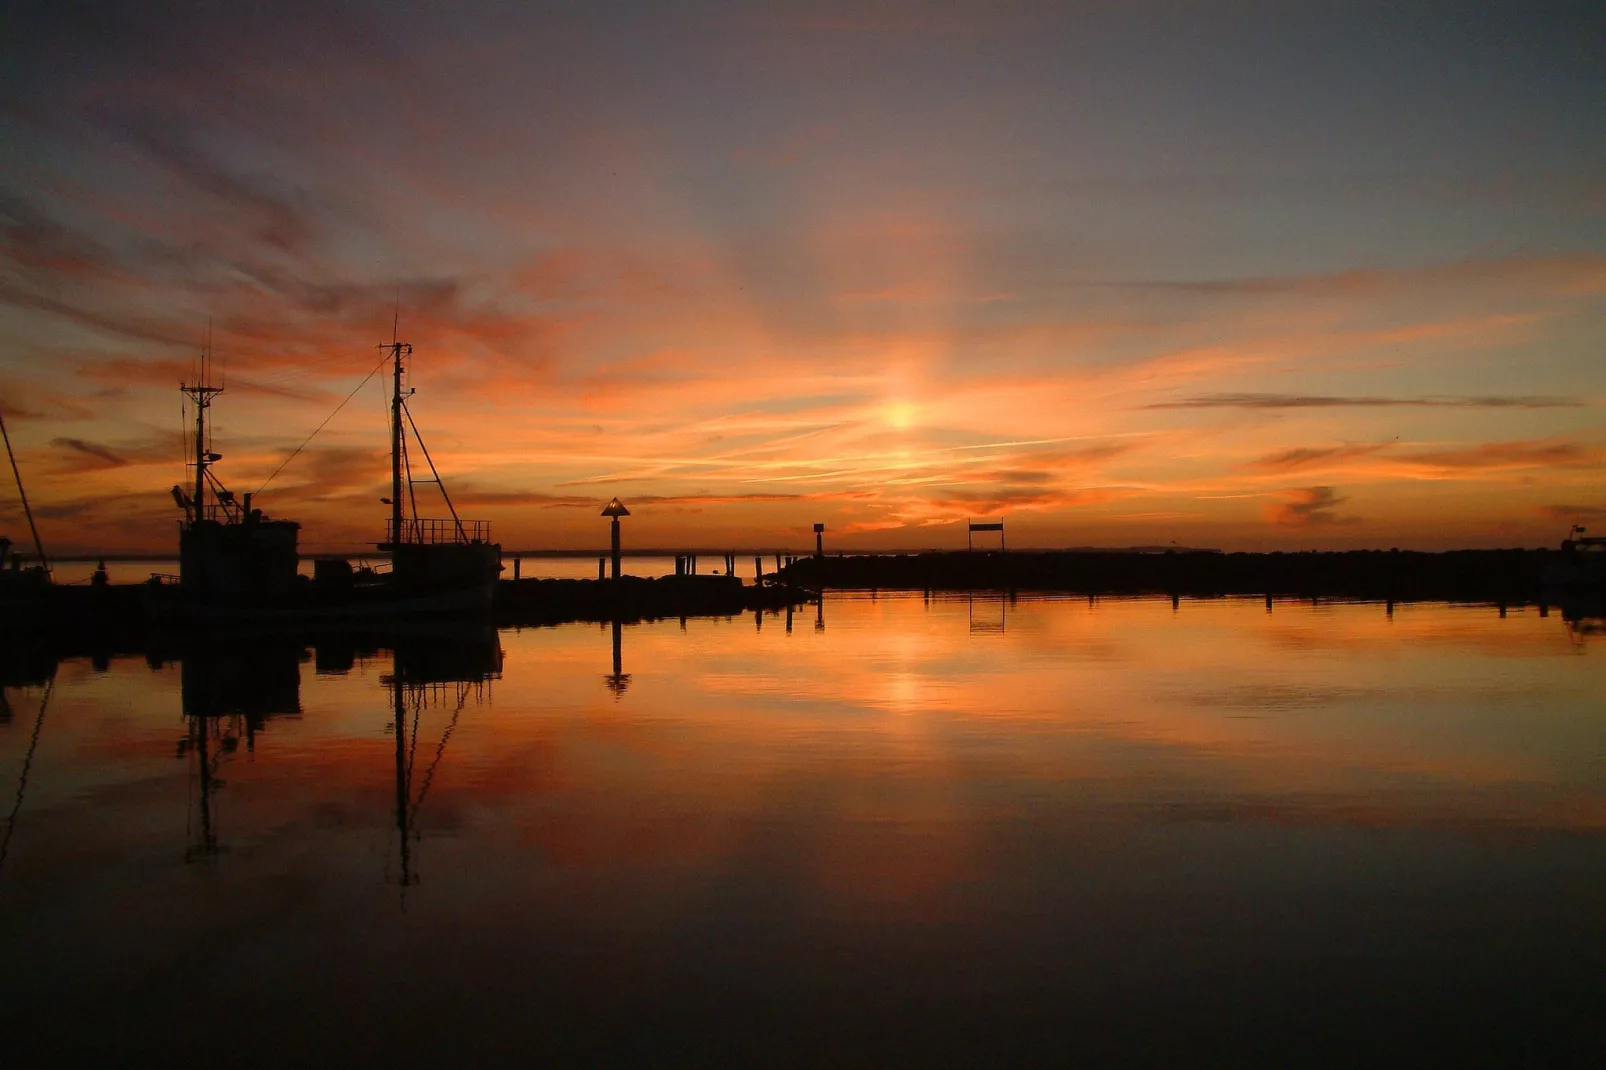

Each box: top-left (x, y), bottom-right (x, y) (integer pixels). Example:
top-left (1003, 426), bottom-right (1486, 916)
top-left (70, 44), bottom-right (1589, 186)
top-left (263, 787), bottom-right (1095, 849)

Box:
top-left (1537, 504), bottom-right (1606, 523)
top-left (51, 437), bottom-right (125, 468)
top-left (1246, 439), bottom-right (1600, 478)
top-left (1265, 486), bottom-right (1359, 528)
top-left (1097, 254), bottom-right (1606, 300)
top-left (1149, 393), bottom-right (1585, 411)
top-left (1246, 445), bottom-right (1388, 473)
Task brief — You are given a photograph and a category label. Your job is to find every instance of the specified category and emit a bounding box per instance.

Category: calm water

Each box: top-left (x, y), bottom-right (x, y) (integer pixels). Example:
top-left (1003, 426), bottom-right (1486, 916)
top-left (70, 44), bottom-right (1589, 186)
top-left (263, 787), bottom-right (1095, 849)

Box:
top-left (2, 594), bottom-right (1603, 1065)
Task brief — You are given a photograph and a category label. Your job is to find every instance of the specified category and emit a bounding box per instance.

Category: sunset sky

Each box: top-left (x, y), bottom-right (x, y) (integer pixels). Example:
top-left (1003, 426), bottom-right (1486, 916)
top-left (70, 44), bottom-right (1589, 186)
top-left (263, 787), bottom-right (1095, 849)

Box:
top-left (1, 1), bottom-right (1602, 554)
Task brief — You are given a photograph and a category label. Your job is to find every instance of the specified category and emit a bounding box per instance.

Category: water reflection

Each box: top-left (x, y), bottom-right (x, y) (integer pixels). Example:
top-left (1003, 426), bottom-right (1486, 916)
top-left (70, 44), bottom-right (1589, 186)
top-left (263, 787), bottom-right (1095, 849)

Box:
top-left (604, 619), bottom-right (629, 696)
top-left (382, 629), bottom-right (502, 890)
top-left (174, 642), bottom-right (304, 861)
top-left (967, 591), bottom-right (1007, 633)
top-left (0, 680), bottom-right (50, 877)
top-left (0, 597), bottom-right (1602, 1064)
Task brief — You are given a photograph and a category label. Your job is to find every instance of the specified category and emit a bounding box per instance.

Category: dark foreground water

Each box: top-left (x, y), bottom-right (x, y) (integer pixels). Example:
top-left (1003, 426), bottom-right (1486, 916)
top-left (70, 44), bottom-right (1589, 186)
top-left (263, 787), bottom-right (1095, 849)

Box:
top-left (2, 594), bottom-right (1603, 1066)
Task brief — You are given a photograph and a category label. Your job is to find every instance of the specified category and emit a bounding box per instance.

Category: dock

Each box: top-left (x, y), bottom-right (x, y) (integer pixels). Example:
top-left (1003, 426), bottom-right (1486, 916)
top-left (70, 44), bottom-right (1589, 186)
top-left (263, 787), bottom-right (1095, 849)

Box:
top-left (495, 573), bottom-right (801, 627)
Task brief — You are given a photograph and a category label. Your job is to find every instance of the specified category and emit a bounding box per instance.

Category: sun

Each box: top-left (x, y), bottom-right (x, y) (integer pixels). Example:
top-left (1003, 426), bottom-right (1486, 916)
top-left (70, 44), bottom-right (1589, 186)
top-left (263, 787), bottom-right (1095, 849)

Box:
top-left (884, 400), bottom-right (917, 429)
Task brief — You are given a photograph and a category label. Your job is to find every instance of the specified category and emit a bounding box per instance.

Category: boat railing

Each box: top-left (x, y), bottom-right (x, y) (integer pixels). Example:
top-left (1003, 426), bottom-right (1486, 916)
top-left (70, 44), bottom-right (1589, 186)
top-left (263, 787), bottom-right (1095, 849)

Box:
top-left (388, 518), bottom-right (492, 546)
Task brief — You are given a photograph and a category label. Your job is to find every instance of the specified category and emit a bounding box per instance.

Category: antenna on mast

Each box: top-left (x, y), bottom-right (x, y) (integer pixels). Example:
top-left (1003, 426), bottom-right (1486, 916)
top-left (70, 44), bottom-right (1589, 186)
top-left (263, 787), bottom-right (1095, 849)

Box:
top-left (180, 327), bottom-right (226, 526)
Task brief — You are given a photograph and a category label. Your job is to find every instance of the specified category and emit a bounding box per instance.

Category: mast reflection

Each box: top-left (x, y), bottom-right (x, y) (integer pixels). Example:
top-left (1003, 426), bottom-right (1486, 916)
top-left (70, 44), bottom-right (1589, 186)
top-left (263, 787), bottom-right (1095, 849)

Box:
top-left (176, 642), bottom-right (304, 862)
top-left (381, 627), bottom-right (502, 891)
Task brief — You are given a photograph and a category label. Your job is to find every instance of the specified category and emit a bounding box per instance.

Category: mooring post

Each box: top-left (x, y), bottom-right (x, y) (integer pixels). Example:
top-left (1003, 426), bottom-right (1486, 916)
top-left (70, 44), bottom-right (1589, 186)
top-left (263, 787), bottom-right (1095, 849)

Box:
top-left (598, 557), bottom-right (605, 581)
top-left (601, 498), bottom-right (630, 580)
top-left (754, 556), bottom-right (763, 584)
top-left (513, 557), bottom-right (521, 580)
top-left (690, 554), bottom-right (697, 574)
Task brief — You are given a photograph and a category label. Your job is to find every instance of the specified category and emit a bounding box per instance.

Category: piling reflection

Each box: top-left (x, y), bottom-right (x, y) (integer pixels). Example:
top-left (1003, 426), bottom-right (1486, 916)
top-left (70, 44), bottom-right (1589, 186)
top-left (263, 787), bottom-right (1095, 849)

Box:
top-left (605, 619), bottom-right (630, 696)
top-left (967, 591), bottom-right (1007, 633)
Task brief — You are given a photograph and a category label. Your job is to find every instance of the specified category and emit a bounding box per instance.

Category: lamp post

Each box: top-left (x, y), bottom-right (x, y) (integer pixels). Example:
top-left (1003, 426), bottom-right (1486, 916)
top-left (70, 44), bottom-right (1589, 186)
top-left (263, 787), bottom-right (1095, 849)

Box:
top-left (813, 522), bottom-right (825, 559)
top-left (602, 498), bottom-right (630, 579)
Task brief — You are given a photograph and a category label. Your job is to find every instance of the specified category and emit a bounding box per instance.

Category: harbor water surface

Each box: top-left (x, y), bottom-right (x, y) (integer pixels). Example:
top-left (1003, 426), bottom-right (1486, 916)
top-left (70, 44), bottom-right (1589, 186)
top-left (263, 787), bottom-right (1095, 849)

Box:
top-left (2, 594), bottom-right (1603, 1064)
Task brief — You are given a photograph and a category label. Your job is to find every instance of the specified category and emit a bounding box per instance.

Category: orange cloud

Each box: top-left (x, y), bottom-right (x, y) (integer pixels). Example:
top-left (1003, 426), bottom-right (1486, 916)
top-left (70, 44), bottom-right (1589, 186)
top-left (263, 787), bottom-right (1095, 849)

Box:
top-left (1264, 486), bottom-right (1360, 528)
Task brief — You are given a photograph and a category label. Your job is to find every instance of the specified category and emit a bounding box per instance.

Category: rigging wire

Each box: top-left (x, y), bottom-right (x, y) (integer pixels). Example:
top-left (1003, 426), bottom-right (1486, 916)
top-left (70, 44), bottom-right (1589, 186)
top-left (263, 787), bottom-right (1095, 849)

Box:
top-left (255, 351), bottom-right (390, 496)
top-left (402, 400), bottom-right (466, 538)
top-left (0, 679), bottom-right (54, 879)
top-left (0, 405), bottom-right (49, 577)
top-left (400, 403), bottom-right (419, 540)
top-left (407, 688), bottom-right (466, 830)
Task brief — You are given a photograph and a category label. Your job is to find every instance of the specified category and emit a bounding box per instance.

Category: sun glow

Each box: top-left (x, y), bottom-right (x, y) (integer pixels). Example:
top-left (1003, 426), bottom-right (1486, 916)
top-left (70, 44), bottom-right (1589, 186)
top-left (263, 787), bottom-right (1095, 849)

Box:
top-left (884, 400), bottom-right (917, 429)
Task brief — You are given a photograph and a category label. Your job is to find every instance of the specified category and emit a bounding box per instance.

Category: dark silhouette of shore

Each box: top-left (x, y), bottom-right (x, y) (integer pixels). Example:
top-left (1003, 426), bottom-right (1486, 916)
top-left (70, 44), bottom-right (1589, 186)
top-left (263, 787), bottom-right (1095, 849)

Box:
top-left (496, 573), bottom-right (797, 626)
top-left (782, 548), bottom-right (1566, 603)
top-left (8, 546), bottom-right (1598, 646)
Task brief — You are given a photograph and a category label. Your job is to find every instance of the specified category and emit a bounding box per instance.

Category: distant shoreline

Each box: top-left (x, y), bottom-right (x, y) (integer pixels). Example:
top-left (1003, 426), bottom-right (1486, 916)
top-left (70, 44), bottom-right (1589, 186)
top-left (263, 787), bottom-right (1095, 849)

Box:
top-left (35, 544), bottom-right (1557, 562)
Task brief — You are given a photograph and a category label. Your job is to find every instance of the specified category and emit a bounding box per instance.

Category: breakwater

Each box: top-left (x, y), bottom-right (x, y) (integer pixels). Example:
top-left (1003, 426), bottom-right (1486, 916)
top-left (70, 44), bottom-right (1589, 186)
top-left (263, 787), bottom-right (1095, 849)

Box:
top-left (4, 572), bottom-right (806, 646)
top-left (495, 573), bottom-right (800, 626)
top-left (781, 549), bottom-right (1561, 602)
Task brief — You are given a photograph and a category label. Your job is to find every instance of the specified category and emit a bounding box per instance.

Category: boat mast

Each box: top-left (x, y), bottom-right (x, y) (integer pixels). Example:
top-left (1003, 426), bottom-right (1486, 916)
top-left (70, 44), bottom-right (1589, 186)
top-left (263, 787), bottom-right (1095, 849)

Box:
top-left (0, 405), bottom-right (49, 577)
top-left (384, 336), bottom-right (412, 547)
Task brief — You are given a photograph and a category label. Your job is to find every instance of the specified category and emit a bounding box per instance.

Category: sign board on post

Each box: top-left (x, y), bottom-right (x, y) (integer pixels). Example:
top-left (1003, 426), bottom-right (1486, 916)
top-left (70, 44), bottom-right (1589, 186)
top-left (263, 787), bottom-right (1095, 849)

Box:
top-left (968, 520), bottom-right (1005, 552)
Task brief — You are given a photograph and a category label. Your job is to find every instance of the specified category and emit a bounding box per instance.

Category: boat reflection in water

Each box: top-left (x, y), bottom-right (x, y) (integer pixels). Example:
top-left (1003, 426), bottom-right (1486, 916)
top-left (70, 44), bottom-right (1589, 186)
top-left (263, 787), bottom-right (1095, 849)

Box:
top-left (176, 642), bottom-right (303, 861)
top-left (379, 629), bottom-right (502, 890)
top-left (171, 630), bottom-right (501, 874)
